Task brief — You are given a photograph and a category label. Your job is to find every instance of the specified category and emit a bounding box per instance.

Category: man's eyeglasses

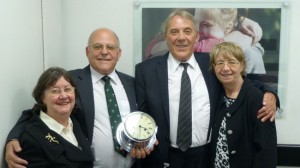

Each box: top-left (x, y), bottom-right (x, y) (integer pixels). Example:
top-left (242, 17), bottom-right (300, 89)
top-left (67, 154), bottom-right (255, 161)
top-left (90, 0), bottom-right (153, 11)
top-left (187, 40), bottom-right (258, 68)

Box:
top-left (89, 43), bottom-right (118, 52)
top-left (214, 60), bottom-right (240, 69)
top-left (47, 86), bottom-right (75, 96)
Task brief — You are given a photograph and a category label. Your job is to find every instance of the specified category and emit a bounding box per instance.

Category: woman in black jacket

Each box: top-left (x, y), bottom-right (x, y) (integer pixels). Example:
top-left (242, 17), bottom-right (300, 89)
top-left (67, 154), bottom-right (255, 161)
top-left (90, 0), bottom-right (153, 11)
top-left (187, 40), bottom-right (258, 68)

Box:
top-left (209, 42), bottom-right (277, 168)
top-left (16, 67), bottom-right (93, 168)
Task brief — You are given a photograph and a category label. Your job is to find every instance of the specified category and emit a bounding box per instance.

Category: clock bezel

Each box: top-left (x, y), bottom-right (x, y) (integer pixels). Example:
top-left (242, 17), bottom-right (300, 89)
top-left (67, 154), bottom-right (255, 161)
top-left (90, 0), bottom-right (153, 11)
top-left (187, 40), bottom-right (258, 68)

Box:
top-left (123, 111), bottom-right (157, 141)
top-left (116, 111), bottom-right (158, 152)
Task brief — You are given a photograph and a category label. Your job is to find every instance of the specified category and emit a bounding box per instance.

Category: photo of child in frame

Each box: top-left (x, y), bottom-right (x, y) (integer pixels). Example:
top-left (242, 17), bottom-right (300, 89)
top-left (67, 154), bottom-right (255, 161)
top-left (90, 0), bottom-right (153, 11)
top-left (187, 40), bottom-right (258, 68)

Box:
top-left (142, 8), bottom-right (281, 91)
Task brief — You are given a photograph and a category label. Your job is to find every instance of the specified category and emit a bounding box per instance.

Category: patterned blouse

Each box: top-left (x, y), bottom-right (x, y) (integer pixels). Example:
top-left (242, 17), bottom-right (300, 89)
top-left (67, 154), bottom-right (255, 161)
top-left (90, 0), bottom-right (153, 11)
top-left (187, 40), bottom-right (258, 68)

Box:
top-left (214, 96), bottom-right (235, 168)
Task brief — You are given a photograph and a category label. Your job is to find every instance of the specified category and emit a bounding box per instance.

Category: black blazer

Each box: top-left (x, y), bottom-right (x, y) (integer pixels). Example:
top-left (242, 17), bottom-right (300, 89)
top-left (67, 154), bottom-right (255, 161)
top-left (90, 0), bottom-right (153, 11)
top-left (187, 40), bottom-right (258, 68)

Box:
top-left (210, 79), bottom-right (277, 168)
top-left (18, 111), bottom-right (93, 168)
top-left (69, 65), bottom-right (138, 145)
top-left (135, 52), bottom-right (220, 167)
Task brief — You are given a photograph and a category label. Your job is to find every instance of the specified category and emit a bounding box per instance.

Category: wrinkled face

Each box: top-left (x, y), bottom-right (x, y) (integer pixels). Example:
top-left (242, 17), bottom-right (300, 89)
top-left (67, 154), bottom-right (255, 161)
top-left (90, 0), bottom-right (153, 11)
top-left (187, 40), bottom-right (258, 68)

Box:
top-left (214, 54), bottom-right (243, 85)
top-left (165, 15), bottom-right (199, 62)
top-left (43, 77), bottom-right (75, 119)
top-left (198, 13), bottom-right (225, 40)
top-left (86, 29), bottom-right (121, 75)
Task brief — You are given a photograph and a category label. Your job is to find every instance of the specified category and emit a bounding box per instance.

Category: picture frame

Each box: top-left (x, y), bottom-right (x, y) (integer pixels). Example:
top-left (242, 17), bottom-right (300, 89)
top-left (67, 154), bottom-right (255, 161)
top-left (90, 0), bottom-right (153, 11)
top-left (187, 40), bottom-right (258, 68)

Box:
top-left (133, 0), bottom-right (290, 118)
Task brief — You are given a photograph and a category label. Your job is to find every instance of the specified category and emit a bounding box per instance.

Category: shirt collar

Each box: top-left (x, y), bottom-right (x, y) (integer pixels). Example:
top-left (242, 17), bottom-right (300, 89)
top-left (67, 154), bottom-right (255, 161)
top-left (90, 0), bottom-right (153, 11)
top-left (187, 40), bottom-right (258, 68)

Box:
top-left (90, 66), bottom-right (118, 85)
top-left (167, 52), bottom-right (197, 73)
top-left (40, 111), bottom-right (73, 134)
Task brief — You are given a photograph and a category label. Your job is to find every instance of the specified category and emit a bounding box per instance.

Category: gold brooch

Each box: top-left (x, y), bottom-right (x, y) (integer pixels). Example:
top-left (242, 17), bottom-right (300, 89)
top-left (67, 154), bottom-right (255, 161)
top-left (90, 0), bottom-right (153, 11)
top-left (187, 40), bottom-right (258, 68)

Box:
top-left (45, 133), bottom-right (59, 144)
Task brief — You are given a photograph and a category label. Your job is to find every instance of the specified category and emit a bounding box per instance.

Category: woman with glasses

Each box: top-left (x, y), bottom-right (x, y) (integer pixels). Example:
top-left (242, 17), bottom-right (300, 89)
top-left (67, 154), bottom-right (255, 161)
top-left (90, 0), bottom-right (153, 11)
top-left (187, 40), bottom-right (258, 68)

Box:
top-left (209, 42), bottom-right (277, 168)
top-left (15, 67), bottom-right (93, 168)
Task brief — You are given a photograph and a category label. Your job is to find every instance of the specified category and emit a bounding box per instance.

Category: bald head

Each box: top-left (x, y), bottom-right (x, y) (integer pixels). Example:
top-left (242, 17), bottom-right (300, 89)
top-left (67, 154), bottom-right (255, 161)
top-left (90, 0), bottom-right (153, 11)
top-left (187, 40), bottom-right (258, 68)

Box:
top-left (85, 28), bottom-right (122, 75)
top-left (87, 28), bottom-right (120, 47)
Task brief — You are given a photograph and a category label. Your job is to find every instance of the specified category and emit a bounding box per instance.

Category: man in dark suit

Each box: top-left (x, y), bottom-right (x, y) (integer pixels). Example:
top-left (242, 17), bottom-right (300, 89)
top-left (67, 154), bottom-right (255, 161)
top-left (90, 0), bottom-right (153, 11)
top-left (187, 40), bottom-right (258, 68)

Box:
top-left (135, 10), bottom-right (277, 168)
top-left (68, 28), bottom-right (138, 168)
top-left (5, 28), bottom-right (143, 168)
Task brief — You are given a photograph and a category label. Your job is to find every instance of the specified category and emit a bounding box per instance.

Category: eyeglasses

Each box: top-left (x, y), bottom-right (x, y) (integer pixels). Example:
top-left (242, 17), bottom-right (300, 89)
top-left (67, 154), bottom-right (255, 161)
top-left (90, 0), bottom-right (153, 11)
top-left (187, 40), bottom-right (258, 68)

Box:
top-left (89, 43), bottom-right (118, 52)
top-left (214, 60), bottom-right (240, 69)
top-left (47, 86), bottom-right (75, 96)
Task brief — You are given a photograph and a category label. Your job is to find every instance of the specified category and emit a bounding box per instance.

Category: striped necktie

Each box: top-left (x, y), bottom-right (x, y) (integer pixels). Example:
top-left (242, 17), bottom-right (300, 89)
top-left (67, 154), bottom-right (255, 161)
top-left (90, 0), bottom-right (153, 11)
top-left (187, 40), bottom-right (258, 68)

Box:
top-left (176, 63), bottom-right (192, 152)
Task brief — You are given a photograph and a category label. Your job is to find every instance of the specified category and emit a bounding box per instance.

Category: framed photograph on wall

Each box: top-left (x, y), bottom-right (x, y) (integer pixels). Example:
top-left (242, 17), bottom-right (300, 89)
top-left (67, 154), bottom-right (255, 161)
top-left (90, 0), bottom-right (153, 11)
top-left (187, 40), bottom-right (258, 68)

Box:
top-left (133, 0), bottom-right (290, 118)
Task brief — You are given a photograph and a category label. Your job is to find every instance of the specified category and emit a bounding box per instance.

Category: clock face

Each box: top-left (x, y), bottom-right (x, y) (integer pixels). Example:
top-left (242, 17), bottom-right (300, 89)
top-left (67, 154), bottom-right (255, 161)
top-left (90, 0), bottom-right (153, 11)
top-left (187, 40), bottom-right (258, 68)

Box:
top-left (124, 112), bottom-right (156, 141)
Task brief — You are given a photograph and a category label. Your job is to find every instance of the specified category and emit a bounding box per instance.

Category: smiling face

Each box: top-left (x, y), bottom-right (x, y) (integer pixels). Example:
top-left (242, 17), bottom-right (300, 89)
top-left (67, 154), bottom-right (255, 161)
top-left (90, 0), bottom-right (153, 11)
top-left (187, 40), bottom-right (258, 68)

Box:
top-left (43, 77), bottom-right (75, 121)
top-left (214, 54), bottom-right (244, 86)
top-left (209, 42), bottom-right (246, 87)
top-left (164, 14), bottom-right (199, 62)
top-left (86, 28), bottom-right (121, 75)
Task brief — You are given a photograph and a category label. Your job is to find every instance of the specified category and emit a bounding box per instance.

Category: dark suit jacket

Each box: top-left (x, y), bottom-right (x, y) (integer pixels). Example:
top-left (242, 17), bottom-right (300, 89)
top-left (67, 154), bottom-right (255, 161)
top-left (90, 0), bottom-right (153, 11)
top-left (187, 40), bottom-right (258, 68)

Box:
top-left (135, 52), bottom-right (220, 167)
top-left (69, 65), bottom-right (138, 145)
top-left (18, 110), bottom-right (93, 168)
top-left (210, 79), bottom-right (277, 168)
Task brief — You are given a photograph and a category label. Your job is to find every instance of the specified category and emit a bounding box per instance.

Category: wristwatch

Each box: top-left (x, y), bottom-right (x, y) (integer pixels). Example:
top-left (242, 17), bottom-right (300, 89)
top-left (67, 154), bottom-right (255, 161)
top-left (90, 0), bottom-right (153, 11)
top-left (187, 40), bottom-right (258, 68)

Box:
top-left (116, 111), bottom-right (158, 152)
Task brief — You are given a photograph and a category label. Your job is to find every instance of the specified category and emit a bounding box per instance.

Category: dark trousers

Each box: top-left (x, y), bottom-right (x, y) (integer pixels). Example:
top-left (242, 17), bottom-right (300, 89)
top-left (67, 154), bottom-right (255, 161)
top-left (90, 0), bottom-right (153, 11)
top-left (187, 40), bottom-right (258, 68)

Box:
top-left (167, 144), bottom-right (210, 168)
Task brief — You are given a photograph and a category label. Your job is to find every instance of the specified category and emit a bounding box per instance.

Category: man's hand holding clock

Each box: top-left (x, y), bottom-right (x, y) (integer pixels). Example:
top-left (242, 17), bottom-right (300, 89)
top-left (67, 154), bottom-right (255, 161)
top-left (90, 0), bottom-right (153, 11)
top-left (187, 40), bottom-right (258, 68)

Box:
top-left (129, 139), bottom-right (159, 159)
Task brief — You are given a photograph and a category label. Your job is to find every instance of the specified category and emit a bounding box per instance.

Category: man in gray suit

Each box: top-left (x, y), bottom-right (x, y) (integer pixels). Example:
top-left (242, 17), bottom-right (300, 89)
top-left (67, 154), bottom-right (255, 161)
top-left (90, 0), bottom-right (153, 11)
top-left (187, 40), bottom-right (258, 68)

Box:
top-left (5, 28), bottom-right (146, 168)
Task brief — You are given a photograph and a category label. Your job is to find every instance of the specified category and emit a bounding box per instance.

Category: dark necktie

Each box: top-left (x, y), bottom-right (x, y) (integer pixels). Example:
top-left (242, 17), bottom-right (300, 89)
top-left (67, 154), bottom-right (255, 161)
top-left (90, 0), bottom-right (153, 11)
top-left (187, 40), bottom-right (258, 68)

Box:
top-left (102, 76), bottom-right (127, 157)
top-left (176, 63), bottom-right (192, 152)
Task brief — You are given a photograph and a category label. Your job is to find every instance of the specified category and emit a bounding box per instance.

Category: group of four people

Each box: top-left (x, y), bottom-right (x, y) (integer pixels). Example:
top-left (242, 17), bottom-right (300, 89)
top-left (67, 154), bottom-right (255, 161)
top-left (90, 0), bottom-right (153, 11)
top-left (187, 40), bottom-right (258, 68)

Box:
top-left (5, 10), bottom-right (277, 168)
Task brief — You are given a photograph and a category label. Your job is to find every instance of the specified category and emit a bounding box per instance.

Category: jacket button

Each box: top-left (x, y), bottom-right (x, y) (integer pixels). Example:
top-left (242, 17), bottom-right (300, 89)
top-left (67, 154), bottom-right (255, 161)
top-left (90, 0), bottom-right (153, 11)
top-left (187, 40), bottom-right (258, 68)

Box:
top-left (226, 113), bottom-right (231, 117)
top-left (227, 130), bottom-right (233, 134)
top-left (231, 150), bottom-right (236, 154)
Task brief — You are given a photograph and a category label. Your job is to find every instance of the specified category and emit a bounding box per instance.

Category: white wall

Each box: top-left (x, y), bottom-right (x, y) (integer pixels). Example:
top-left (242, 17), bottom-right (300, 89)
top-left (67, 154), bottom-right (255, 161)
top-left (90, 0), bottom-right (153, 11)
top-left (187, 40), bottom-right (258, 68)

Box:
top-left (43, 0), bottom-right (135, 75)
top-left (0, 0), bottom-right (44, 163)
top-left (1, 0), bottom-right (299, 167)
top-left (276, 0), bottom-right (300, 145)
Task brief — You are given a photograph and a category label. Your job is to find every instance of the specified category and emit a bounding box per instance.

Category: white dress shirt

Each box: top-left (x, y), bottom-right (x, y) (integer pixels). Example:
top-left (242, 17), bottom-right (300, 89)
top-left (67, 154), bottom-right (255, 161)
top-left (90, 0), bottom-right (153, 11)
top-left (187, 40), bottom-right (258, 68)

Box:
top-left (168, 53), bottom-right (211, 148)
top-left (90, 67), bottom-right (133, 168)
top-left (40, 111), bottom-right (79, 147)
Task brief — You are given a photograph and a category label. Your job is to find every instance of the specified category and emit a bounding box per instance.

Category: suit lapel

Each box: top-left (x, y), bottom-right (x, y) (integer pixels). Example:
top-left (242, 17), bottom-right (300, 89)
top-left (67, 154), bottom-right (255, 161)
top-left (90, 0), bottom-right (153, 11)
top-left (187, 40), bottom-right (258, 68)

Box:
top-left (25, 115), bottom-right (64, 160)
top-left (194, 52), bottom-right (219, 112)
top-left (72, 66), bottom-right (95, 142)
top-left (117, 71), bottom-right (138, 112)
top-left (156, 55), bottom-right (170, 127)
top-left (25, 115), bottom-right (92, 162)
top-left (194, 52), bottom-right (220, 141)
top-left (70, 116), bottom-right (94, 161)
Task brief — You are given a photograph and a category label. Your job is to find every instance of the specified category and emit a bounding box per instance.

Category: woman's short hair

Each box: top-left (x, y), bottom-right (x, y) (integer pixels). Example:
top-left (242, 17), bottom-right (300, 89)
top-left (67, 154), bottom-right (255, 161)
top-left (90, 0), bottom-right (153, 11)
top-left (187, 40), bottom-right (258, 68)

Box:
top-left (209, 41), bottom-right (246, 77)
